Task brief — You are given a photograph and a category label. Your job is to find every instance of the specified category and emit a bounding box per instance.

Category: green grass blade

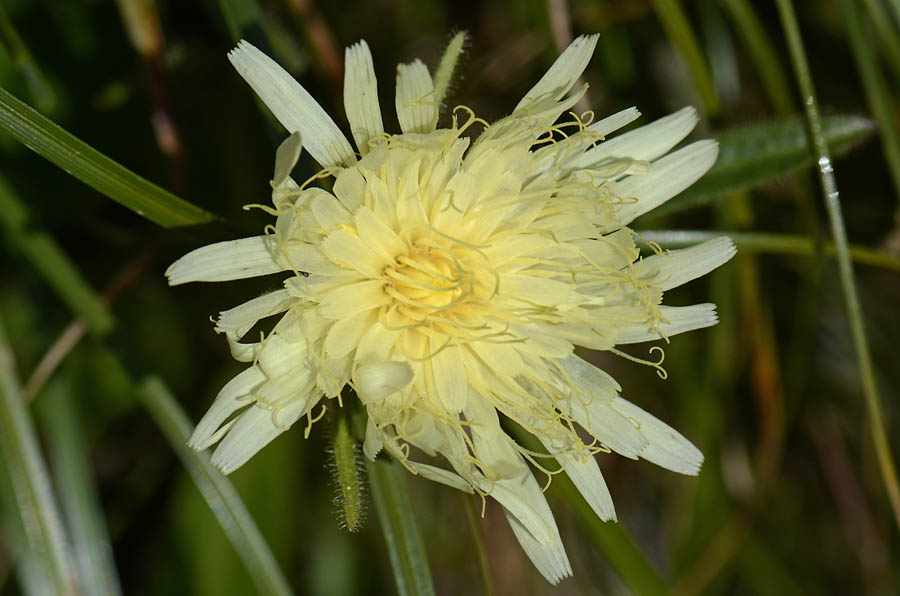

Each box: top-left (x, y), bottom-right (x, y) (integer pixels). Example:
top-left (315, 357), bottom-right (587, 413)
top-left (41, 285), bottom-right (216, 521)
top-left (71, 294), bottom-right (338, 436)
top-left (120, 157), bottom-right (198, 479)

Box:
top-left (646, 114), bottom-right (876, 218)
top-left (775, 0), bottom-right (900, 532)
top-left (0, 316), bottom-right (78, 595)
top-left (138, 376), bottom-right (294, 596)
top-left (638, 229), bottom-right (900, 272)
top-left (38, 379), bottom-right (122, 596)
top-left (0, 175), bottom-right (114, 334)
top-left (0, 459), bottom-right (54, 594)
top-left (650, 0), bottom-right (721, 116)
top-left (836, 0), bottom-right (900, 203)
top-left (861, 0), bottom-right (900, 88)
top-left (218, 0), bottom-right (265, 43)
top-left (718, 0), bottom-right (793, 115)
top-left (0, 3), bottom-right (57, 114)
top-left (736, 534), bottom-right (806, 596)
top-left (218, 0), bottom-right (308, 73)
top-left (0, 87), bottom-right (219, 228)
top-left (460, 494), bottom-right (495, 596)
top-left (887, 0), bottom-right (900, 31)
top-left (366, 457), bottom-right (436, 596)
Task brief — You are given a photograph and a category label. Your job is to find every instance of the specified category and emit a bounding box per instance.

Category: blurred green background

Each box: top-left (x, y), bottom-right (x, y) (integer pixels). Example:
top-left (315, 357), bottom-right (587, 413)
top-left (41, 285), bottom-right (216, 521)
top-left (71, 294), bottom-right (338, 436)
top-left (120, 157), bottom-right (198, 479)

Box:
top-left (1, 0), bottom-right (898, 594)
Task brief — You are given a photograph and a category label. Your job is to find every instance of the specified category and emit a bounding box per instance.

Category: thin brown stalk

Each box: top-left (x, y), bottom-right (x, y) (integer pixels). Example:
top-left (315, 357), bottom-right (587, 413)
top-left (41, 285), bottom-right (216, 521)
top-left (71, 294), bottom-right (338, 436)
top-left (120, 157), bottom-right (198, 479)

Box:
top-left (116, 0), bottom-right (188, 196)
top-left (546, 0), bottom-right (591, 115)
top-left (809, 411), bottom-right (891, 592)
top-left (285, 0), bottom-right (343, 88)
top-left (23, 247), bottom-right (156, 403)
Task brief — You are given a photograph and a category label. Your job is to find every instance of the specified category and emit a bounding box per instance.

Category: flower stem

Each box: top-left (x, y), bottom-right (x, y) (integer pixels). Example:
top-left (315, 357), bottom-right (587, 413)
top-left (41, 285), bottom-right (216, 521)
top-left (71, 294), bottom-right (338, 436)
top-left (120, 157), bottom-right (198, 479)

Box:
top-left (774, 0), bottom-right (900, 532)
top-left (461, 493), bottom-right (495, 596)
top-left (138, 376), bottom-right (294, 596)
top-left (650, 0), bottom-right (721, 116)
top-left (367, 457), bottom-right (436, 596)
top-left (638, 229), bottom-right (900, 272)
top-left (836, 0), bottom-right (900, 204)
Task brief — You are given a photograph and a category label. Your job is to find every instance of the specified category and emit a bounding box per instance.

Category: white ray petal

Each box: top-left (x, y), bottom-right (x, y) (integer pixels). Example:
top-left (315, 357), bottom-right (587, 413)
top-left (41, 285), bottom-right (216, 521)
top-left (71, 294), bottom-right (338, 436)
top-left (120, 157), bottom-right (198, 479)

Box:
top-left (571, 106), bottom-right (699, 169)
top-left (615, 303), bottom-right (719, 344)
top-left (224, 336), bottom-right (260, 363)
top-left (585, 106), bottom-right (642, 142)
top-left (505, 508), bottom-right (572, 585)
top-left (407, 461), bottom-right (473, 492)
top-left (638, 237), bottom-right (736, 291)
top-left (568, 400), bottom-right (648, 458)
top-left (256, 334), bottom-right (309, 378)
top-left (355, 361), bottom-right (414, 402)
top-left (531, 106), bottom-right (641, 173)
top-left (167, 236), bottom-right (332, 285)
top-left (533, 422), bottom-right (616, 521)
top-left (611, 397), bottom-right (703, 475)
top-left (363, 416), bottom-right (384, 459)
top-left (188, 367), bottom-right (265, 450)
top-left (273, 132), bottom-right (303, 188)
top-left (324, 310), bottom-right (377, 358)
top-left (318, 279), bottom-right (389, 319)
top-left (558, 354), bottom-right (621, 396)
top-left (558, 451), bottom-right (616, 521)
top-left (344, 40), bottom-right (384, 155)
top-left (211, 396), bottom-right (315, 474)
top-left (555, 355), bottom-right (648, 458)
top-left (466, 406), bottom-right (557, 545)
top-left (166, 236), bottom-right (283, 285)
top-left (516, 34), bottom-right (598, 111)
top-left (321, 228), bottom-right (391, 278)
top-left (228, 40), bottom-right (355, 168)
top-left (215, 289), bottom-right (292, 339)
top-left (317, 352), bottom-right (352, 398)
top-left (255, 368), bottom-right (317, 411)
top-left (333, 167), bottom-right (367, 211)
top-left (611, 140), bottom-right (719, 225)
top-left (430, 344), bottom-right (468, 413)
top-left (395, 59), bottom-right (436, 134)
top-left (483, 467), bottom-right (554, 545)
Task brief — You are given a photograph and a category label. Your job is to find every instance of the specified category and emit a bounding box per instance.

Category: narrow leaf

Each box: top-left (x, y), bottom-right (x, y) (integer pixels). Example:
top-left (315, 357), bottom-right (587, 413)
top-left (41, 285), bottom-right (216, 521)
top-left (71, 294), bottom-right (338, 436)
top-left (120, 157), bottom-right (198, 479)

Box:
top-left (638, 229), bottom-right (900, 272)
top-left (38, 378), bottom-right (123, 596)
top-left (646, 114), bottom-right (876, 218)
top-left (0, 315), bottom-right (79, 595)
top-left (837, 0), bottom-right (900, 203)
top-left (138, 376), bottom-right (293, 596)
top-left (217, 0), bottom-right (265, 43)
top-left (0, 87), bottom-right (218, 228)
top-left (0, 3), bottom-right (57, 113)
top-left (651, 0), bottom-right (721, 116)
top-left (367, 457), bottom-right (436, 596)
top-left (861, 0), bottom-right (900, 92)
top-left (461, 493), bottom-right (496, 596)
top-left (737, 534), bottom-right (807, 596)
top-left (0, 457), bottom-right (59, 595)
top-left (719, 0), bottom-right (793, 115)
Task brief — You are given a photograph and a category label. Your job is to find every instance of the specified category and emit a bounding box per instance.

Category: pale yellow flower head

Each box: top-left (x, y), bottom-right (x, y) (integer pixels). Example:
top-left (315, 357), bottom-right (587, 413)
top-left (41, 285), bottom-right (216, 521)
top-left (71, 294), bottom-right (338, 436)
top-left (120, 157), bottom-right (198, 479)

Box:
top-left (167, 35), bottom-right (734, 583)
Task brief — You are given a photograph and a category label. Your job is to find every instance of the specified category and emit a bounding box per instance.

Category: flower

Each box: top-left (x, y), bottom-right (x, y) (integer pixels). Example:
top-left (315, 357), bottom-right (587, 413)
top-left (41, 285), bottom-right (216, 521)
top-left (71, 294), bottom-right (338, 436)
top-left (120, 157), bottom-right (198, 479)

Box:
top-left (167, 35), bottom-right (734, 583)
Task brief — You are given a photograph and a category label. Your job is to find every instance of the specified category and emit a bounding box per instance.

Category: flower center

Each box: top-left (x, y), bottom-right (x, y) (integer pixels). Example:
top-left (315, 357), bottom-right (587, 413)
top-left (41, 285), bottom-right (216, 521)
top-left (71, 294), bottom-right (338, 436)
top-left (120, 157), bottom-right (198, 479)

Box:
top-left (384, 244), bottom-right (467, 310)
